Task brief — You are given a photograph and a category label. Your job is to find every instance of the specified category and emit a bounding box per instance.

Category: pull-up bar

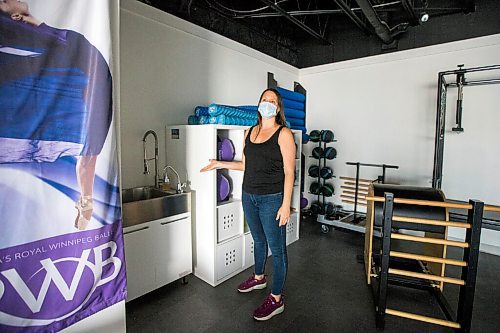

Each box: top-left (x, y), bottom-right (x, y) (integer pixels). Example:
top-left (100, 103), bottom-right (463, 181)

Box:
top-left (432, 64), bottom-right (500, 190)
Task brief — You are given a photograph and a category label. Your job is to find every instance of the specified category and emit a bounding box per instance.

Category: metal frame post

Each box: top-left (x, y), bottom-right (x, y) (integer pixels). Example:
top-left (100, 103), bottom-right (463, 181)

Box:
top-left (432, 73), bottom-right (447, 189)
top-left (354, 162), bottom-right (360, 219)
top-left (376, 192), bottom-right (394, 329)
top-left (457, 199), bottom-right (484, 333)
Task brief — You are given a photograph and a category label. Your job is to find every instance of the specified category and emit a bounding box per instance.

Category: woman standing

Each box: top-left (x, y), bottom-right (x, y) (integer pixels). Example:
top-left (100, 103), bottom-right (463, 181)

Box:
top-left (201, 88), bottom-right (296, 321)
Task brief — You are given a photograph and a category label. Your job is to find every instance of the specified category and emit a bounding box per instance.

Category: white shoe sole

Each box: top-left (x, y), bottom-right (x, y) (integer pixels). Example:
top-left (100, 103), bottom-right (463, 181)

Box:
top-left (238, 282), bottom-right (267, 293)
top-left (253, 304), bottom-right (284, 321)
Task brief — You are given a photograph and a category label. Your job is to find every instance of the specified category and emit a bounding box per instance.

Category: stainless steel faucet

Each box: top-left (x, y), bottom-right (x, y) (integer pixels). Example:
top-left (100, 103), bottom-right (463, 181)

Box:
top-left (163, 165), bottom-right (186, 194)
top-left (142, 130), bottom-right (159, 188)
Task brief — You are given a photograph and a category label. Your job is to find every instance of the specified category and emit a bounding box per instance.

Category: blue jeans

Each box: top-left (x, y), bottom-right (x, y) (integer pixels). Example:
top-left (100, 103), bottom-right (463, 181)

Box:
top-left (242, 190), bottom-right (287, 295)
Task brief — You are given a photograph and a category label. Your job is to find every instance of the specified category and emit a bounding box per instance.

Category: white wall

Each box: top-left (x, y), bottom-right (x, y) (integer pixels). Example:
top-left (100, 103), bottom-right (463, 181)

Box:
top-left (119, 0), bottom-right (499, 253)
top-left (299, 34), bottom-right (500, 253)
top-left (120, 0), bottom-right (299, 189)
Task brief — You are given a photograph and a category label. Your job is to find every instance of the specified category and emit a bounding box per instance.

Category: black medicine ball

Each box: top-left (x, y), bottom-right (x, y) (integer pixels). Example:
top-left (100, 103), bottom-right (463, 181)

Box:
top-left (320, 130), bottom-right (334, 143)
top-left (324, 147), bottom-right (337, 160)
top-left (309, 182), bottom-right (321, 195)
top-left (308, 165), bottom-right (320, 178)
top-left (310, 202), bottom-right (324, 214)
top-left (312, 147), bottom-right (323, 159)
top-left (309, 130), bottom-right (321, 142)
top-left (320, 167), bottom-right (333, 179)
top-left (321, 183), bottom-right (334, 197)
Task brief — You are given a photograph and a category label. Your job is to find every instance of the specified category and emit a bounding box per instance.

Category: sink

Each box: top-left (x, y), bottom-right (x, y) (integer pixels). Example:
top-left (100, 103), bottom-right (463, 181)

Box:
top-left (121, 186), bottom-right (190, 228)
top-left (122, 186), bottom-right (175, 204)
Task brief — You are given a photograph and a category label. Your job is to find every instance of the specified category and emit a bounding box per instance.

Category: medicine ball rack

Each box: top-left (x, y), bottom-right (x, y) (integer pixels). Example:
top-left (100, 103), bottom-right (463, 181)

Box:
top-left (306, 130), bottom-right (342, 233)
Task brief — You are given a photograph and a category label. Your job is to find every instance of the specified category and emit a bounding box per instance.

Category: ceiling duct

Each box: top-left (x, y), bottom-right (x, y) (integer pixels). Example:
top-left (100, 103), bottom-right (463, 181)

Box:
top-left (354, 0), bottom-right (394, 44)
top-left (401, 0), bottom-right (420, 26)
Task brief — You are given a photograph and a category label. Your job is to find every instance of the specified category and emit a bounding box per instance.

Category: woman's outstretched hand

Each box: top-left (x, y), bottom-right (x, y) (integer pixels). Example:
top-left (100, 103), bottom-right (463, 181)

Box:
top-left (276, 205), bottom-right (291, 226)
top-left (200, 159), bottom-right (219, 172)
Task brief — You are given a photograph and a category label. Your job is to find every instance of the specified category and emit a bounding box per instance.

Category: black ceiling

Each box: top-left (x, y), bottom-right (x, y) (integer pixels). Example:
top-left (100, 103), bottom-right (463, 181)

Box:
top-left (138, 0), bottom-right (500, 68)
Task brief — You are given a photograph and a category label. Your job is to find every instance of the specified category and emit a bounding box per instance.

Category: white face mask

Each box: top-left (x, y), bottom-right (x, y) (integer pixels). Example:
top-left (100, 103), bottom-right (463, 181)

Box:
top-left (258, 102), bottom-right (278, 118)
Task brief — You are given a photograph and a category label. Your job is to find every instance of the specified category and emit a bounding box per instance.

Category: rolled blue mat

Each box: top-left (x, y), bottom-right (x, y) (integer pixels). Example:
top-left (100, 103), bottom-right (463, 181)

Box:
top-left (277, 87), bottom-right (306, 103)
top-left (199, 115), bottom-right (209, 124)
top-left (208, 104), bottom-right (257, 119)
top-left (287, 116), bottom-right (305, 127)
top-left (188, 115), bottom-right (200, 125)
top-left (238, 105), bottom-right (258, 111)
top-left (283, 99), bottom-right (305, 111)
top-left (302, 133), bottom-right (310, 143)
top-left (206, 115), bottom-right (256, 126)
top-left (194, 106), bottom-right (209, 117)
top-left (284, 108), bottom-right (306, 119)
top-left (285, 121), bottom-right (291, 128)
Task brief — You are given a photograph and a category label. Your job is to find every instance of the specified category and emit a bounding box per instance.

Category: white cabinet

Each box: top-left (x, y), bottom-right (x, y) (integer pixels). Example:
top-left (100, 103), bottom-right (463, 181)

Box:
top-left (123, 222), bottom-right (156, 301)
top-left (156, 216), bottom-right (192, 287)
top-left (215, 236), bottom-right (244, 281)
top-left (123, 212), bottom-right (192, 301)
top-left (217, 201), bottom-right (243, 243)
top-left (165, 125), bottom-right (301, 287)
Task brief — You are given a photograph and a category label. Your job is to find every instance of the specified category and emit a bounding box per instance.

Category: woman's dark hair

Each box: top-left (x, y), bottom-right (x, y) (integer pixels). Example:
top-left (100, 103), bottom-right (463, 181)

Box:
top-left (256, 88), bottom-right (287, 128)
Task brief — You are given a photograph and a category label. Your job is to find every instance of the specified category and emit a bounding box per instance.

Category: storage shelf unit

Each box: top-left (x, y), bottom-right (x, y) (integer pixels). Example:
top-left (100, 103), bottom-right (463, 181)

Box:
top-left (166, 124), bottom-right (301, 286)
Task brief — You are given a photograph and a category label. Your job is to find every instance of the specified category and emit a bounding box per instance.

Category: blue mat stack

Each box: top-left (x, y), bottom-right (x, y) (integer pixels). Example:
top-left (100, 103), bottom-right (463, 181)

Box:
top-left (188, 104), bottom-right (258, 126)
top-left (277, 87), bottom-right (308, 142)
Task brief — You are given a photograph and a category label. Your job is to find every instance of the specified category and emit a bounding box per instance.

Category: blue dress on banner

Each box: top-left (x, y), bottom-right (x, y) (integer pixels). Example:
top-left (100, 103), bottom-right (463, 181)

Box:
top-left (0, 13), bottom-right (112, 162)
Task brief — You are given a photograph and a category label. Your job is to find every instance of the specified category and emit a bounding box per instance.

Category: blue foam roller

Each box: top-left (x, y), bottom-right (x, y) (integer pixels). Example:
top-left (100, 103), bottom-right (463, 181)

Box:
top-left (287, 116), bottom-right (305, 127)
top-left (208, 104), bottom-right (257, 119)
top-left (194, 106), bottom-right (209, 117)
top-left (284, 108), bottom-right (306, 119)
top-left (302, 133), bottom-right (309, 143)
top-left (277, 87), bottom-right (306, 103)
top-left (283, 98), bottom-right (305, 110)
top-left (238, 105), bottom-right (258, 111)
top-left (188, 115), bottom-right (199, 125)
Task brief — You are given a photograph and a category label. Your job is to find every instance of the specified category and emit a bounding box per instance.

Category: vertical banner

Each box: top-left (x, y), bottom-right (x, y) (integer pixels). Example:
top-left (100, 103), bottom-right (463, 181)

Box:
top-left (0, 1), bottom-right (125, 332)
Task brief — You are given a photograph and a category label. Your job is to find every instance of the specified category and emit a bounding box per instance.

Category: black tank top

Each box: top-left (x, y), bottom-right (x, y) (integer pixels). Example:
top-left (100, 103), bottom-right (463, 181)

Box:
top-left (242, 125), bottom-right (285, 194)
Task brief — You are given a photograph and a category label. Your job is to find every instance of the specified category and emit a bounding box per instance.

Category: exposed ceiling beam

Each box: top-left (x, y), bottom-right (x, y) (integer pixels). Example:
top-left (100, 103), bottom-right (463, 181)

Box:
top-left (354, 0), bottom-right (394, 44)
top-left (235, 1), bottom-right (402, 19)
top-left (259, 0), bottom-right (332, 45)
top-left (331, 0), bottom-right (372, 35)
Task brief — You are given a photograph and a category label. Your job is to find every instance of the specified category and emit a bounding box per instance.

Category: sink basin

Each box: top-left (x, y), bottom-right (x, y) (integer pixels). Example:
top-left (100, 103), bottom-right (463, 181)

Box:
top-left (122, 186), bottom-right (170, 204)
top-left (121, 186), bottom-right (190, 228)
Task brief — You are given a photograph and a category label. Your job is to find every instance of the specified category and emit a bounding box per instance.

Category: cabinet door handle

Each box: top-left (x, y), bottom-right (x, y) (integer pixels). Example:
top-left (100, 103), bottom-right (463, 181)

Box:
top-left (160, 218), bottom-right (187, 226)
top-left (124, 226), bottom-right (149, 235)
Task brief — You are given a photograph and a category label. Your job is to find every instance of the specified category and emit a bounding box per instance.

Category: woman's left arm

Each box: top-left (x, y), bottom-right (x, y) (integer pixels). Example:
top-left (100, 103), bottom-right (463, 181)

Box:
top-left (276, 128), bottom-right (296, 226)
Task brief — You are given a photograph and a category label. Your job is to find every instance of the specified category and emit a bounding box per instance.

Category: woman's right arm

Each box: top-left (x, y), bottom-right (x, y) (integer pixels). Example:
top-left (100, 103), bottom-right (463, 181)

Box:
top-left (200, 128), bottom-right (249, 172)
top-left (200, 159), bottom-right (244, 172)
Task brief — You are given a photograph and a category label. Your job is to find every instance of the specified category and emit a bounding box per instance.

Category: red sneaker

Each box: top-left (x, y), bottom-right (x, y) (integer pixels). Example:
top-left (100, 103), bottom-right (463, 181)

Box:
top-left (253, 294), bottom-right (284, 321)
top-left (237, 274), bottom-right (267, 293)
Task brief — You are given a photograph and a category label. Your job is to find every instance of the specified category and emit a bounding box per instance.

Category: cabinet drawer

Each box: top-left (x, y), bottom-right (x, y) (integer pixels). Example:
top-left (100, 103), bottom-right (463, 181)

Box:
top-left (216, 236), bottom-right (243, 281)
top-left (217, 201), bottom-right (242, 243)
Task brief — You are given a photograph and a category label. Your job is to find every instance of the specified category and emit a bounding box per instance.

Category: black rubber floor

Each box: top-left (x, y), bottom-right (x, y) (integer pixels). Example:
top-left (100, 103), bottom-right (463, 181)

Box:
top-left (126, 216), bottom-right (500, 333)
